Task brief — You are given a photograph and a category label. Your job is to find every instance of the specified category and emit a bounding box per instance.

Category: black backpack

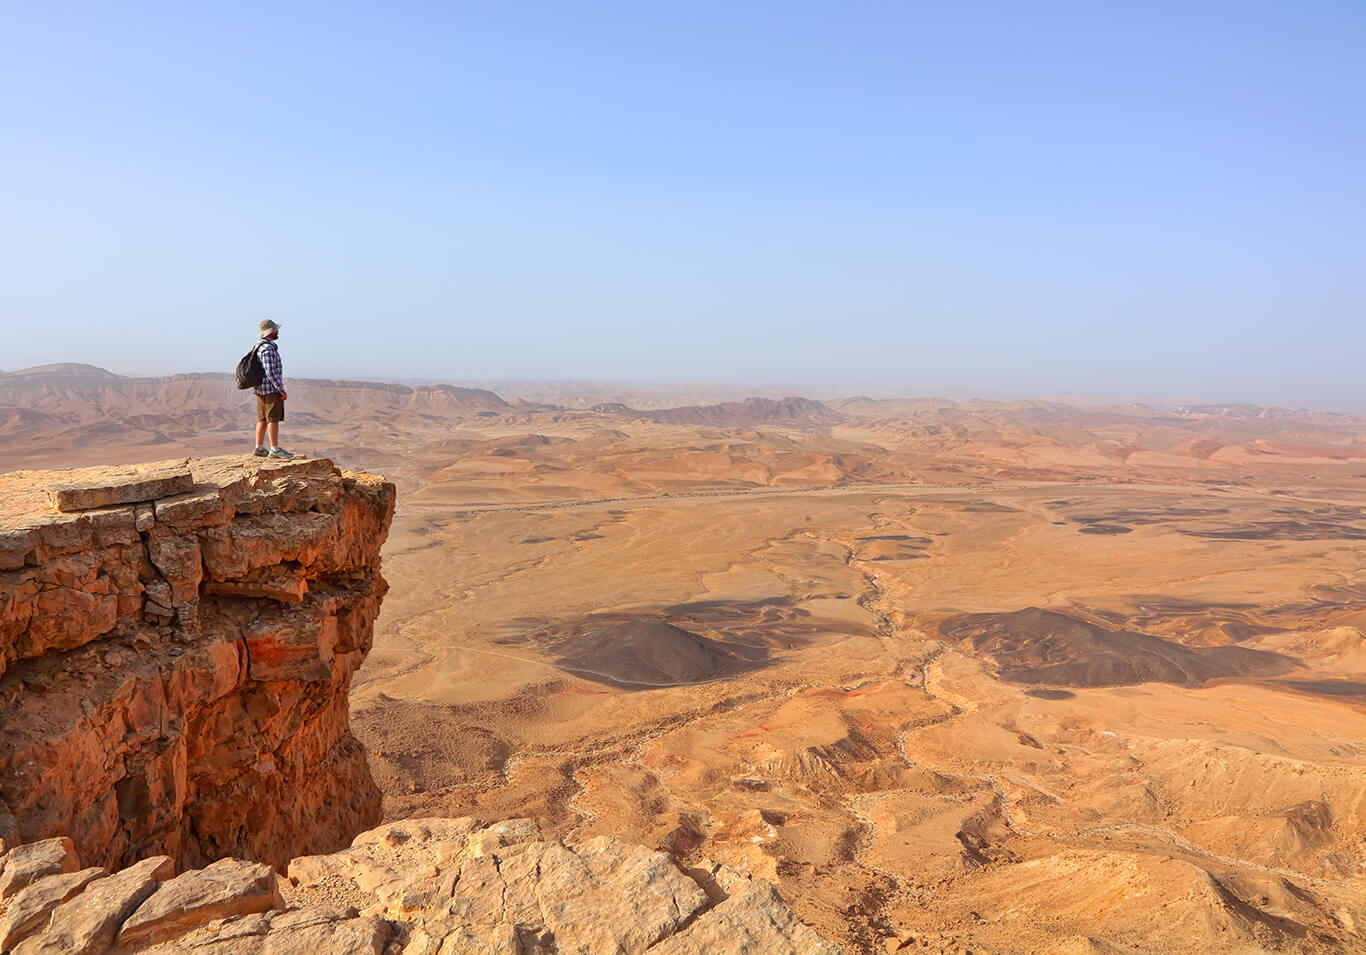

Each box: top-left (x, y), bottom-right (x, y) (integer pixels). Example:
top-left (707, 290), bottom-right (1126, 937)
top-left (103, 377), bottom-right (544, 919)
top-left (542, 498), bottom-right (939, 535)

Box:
top-left (235, 340), bottom-right (267, 390)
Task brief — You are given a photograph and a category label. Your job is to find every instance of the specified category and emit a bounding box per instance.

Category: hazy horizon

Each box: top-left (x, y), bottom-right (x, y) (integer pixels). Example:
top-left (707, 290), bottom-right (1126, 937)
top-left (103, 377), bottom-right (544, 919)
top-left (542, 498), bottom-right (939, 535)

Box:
top-left (4, 3), bottom-right (1363, 410)
top-left (7, 357), bottom-right (1363, 415)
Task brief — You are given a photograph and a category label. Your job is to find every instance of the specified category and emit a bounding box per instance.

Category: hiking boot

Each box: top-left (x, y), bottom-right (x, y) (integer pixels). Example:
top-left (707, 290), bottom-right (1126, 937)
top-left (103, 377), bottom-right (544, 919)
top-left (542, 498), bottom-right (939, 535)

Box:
top-left (253, 446), bottom-right (269, 457)
top-left (267, 447), bottom-right (294, 459)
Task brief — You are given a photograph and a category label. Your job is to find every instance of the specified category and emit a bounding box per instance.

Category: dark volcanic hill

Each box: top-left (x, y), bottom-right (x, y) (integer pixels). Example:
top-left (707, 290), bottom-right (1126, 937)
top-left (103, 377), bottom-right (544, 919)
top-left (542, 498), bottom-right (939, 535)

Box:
top-left (942, 607), bottom-right (1296, 687)
top-left (551, 619), bottom-right (771, 689)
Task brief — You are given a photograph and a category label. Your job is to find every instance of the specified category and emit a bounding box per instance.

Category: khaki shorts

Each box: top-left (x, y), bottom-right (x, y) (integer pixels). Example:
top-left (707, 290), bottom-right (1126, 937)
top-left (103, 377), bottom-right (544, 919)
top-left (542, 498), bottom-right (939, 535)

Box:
top-left (256, 393), bottom-right (285, 422)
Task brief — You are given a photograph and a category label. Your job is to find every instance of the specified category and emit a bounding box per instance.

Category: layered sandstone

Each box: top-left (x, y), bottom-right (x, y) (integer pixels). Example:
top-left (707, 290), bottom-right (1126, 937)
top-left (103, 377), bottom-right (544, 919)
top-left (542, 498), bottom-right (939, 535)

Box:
top-left (0, 819), bottom-right (839, 954)
top-left (0, 455), bottom-right (396, 872)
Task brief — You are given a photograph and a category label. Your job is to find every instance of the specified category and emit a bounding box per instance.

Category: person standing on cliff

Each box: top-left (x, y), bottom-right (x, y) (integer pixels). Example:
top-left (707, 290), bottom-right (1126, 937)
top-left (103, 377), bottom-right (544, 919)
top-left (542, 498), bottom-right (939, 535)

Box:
top-left (253, 319), bottom-right (294, 459)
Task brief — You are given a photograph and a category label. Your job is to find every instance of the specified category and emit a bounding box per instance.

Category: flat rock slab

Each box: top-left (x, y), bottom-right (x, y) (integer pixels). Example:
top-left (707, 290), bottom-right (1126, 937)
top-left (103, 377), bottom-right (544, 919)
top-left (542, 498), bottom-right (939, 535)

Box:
top-left (650, 881), bottom-right (845, 955)
top-left (0, 866), bottom-right (108, 950)
top-left (0, 837), bottom-right (81, 899)
top-left (138, 905), bottom-right (391, 955)
top-left (0, 455), bottom-right (336, 528)
top-left (48, 466), bottom-right (194, 512)
top-left (12, 854), bottom-right (173, 954)
top-left (116, 857), bottom-right (283, 949)
top-left (204, 572), bottom-right (309, 604)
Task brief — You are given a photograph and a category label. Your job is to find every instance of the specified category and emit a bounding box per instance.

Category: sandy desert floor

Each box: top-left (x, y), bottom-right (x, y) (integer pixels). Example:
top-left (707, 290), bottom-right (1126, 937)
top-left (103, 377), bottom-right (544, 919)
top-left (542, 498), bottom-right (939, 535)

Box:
top-left (7, 367), bottom-right (1366, 952)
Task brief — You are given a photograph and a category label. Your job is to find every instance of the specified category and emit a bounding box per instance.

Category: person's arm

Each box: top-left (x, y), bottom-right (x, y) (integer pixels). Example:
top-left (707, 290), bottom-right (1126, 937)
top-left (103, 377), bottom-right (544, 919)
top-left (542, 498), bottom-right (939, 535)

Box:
top-left (260, 342), bottom-right (285, 395)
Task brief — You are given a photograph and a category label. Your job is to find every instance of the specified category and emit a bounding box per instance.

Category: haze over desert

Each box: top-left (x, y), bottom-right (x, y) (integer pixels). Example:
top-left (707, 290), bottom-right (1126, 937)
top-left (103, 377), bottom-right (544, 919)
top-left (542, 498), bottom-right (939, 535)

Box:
top-left (5, 364), bottom-right (1366, 951)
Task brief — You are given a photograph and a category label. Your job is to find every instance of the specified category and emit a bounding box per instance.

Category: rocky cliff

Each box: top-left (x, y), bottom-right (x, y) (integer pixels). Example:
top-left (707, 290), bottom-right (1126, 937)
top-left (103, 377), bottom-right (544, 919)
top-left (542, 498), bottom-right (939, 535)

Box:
top-left (0, 455), bottom-right (395, 872)
top-left (0, 455), bottom-right (840, 953)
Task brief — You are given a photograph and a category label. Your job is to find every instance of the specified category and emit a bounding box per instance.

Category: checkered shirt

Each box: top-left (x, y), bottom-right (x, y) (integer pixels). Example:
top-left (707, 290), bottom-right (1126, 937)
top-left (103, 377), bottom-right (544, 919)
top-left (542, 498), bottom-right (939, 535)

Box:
top-left (253, 338), bottom-right (285, 396)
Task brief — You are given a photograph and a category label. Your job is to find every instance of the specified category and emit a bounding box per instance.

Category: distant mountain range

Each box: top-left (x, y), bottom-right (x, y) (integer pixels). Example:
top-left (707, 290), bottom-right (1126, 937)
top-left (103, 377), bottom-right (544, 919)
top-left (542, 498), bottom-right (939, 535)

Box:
top-left (0, 363), bottom-right (514, 421)
top-left (0, 364), bottom-right (1347, 436)
top-left (592, 395), bottom-right (843, 427)
top-left (0, 365), bottom-right (853, 430)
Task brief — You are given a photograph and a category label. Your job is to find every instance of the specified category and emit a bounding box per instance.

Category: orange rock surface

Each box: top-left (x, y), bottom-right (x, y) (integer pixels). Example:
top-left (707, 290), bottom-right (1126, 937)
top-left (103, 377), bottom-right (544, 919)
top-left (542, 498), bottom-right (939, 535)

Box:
top-left (0, 456), bottom-right (395, 872)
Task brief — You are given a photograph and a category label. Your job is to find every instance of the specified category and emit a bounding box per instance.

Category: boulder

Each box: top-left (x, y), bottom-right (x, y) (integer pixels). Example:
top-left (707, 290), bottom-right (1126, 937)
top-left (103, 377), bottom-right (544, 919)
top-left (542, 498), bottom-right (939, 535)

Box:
top-left (11, 854), bottom-right (173, 954)
top-left (257, 910), bottom-right (391, 955)
top-left (115, 857), bottom-right (284, 948)
top-left (650, 880), bottom-right (845, 955)
top-left (512, 836), bottom-right (712, 953)
top-left (0, 865), bottom-right (107, 950)
top-left (136, 905), bottom-right (391, 954)
top-left (0, 837), bottom-right (81, 899)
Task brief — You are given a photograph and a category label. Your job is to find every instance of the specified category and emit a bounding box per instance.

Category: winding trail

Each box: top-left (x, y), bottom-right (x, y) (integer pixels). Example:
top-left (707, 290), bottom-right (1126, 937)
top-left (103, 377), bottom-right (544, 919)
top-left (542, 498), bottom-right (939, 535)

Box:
top-left (401, 476), bottom-right (1239, 519)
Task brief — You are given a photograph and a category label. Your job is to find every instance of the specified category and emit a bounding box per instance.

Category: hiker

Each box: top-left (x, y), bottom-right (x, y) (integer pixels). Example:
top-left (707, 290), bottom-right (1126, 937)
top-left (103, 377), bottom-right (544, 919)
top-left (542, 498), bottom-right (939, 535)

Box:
top-left (252, 319), bottom-right (293, 459)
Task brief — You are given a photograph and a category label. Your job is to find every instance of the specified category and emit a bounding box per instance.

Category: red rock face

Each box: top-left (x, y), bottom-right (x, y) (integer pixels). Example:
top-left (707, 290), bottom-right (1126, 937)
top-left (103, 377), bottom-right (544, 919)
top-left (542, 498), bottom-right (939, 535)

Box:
top-left (0, 456), bottom-right (395, 871)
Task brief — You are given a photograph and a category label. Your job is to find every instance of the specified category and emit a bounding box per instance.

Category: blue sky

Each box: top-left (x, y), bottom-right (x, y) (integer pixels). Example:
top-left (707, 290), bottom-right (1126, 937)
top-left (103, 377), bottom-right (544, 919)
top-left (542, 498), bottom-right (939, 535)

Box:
top-left (2, 1), bottom-right (1363, 406)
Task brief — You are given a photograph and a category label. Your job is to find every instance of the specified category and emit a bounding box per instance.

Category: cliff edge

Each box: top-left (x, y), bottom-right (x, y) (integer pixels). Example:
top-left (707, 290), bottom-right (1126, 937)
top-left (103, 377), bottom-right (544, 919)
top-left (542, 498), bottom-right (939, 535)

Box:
top-left (0, 456), bottom-right (396, 871)
top-left (0, 455), bottom-right (841, 953)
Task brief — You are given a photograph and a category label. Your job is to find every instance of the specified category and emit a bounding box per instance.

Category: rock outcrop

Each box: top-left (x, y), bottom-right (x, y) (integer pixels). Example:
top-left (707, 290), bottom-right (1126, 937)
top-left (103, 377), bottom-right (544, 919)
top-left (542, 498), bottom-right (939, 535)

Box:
top-left (0, 456), bottom-right (838, 952)
top-left (0, 456), bottom-right (395, 872)
top-left (0, 819), bottom-right (841, 954)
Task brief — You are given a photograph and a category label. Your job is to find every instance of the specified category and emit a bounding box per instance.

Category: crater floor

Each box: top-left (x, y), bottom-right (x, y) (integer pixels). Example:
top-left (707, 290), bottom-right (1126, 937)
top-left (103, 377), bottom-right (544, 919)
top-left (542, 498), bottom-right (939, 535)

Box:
top-left (9, 374), bottom-right (1366, 952)
top-left (347, 412), bottom-right (1366, 952)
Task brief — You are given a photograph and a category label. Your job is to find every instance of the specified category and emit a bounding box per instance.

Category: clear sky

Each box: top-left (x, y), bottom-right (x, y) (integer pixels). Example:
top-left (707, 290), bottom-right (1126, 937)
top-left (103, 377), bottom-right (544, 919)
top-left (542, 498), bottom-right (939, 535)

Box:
top-left (3, 1), bottom-right (1364, 406)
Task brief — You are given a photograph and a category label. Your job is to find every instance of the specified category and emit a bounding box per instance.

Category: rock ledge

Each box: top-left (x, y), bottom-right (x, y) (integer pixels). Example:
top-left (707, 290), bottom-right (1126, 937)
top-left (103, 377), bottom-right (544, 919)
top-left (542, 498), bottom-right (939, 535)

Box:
top-left (0, 455), bottom-right (396, 871)
top-left (0, 819), bottom-right (840, 954)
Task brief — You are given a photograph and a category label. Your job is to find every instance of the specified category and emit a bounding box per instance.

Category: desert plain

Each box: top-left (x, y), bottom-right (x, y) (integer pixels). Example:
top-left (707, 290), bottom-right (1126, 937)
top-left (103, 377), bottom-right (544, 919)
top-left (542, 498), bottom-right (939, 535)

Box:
top-left (4, 363), bottom-right (1366, 953)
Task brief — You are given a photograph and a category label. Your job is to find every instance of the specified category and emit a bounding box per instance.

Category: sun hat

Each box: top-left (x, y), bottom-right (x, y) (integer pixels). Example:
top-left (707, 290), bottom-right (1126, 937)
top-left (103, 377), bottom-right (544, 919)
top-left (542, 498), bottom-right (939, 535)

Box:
top-left (259, 319), bottom-right (281, 337)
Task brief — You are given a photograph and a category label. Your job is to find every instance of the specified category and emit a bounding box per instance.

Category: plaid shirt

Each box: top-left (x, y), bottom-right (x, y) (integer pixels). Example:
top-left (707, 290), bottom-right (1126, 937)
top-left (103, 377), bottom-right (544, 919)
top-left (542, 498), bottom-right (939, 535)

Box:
top-left (253, 338), bottom-right (285, 396)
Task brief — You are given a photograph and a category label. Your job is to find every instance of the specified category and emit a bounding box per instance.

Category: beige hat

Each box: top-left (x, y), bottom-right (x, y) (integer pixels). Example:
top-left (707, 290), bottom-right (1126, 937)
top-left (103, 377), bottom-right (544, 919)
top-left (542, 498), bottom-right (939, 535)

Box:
top-left (258, 319), bottom-right (281, 337)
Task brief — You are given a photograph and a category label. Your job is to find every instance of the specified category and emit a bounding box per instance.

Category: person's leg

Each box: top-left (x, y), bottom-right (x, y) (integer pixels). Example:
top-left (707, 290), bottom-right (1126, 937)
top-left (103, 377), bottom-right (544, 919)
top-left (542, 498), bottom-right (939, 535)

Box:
top-left (255, 420), bottom-right (267, 448)
top-left (264, 395), bottom-right (291, 456)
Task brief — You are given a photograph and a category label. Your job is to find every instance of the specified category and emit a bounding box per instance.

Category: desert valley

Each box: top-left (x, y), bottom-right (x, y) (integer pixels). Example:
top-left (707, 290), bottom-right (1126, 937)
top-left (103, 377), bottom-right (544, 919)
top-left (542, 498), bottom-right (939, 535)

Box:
top-left (4, 362), bottom-right (1366, 953)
